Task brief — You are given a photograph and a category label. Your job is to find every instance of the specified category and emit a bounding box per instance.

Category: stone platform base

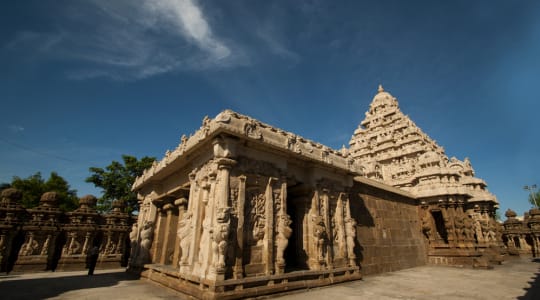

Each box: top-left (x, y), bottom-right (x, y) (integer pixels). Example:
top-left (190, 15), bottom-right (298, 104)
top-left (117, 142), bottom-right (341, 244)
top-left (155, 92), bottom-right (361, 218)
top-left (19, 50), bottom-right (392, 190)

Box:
top-left (141, 264), bottom-right (361, 300)
top-left (428, 249), bottom-right (493, 269)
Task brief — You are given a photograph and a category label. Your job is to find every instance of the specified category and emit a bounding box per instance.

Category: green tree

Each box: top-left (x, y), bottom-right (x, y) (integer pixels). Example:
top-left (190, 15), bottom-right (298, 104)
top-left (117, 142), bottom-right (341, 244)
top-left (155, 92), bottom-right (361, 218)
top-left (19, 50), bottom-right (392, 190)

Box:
top-left (529, 191), bottom-right (540, 208)
top-left (86, 155), bottom-right (155, 214)
top-left (5, 172), bottom-right (78, 211)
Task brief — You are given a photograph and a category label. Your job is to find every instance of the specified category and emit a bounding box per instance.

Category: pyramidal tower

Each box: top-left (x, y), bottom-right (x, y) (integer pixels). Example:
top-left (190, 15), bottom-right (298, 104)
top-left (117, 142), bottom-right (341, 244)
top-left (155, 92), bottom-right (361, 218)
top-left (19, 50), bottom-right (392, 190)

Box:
top-left (349, 85), bottom-right (497, 207)
top-left (349, 85), bottom-right (501, 265)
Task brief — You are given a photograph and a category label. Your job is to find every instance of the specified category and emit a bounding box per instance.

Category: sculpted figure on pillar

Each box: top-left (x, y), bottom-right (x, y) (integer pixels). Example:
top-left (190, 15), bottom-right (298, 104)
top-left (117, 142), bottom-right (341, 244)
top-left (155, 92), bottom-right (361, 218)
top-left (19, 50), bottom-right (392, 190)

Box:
top-left (454, 215), bottom-right (465, 241)
top-left (137, 220), bottom-right (154, 264)
top-left (463, 216), bottom-right (475, 242)
top-left (473, 219), bottom-right (484, 243)
top-left (487, 218), bottom-right (497, 242)
top-left (275, 213), bottom-right (292, 268)
top-left (129, 223), bottom-right (138, 263)
top-left (177, 212), bottom-right (193, 266)
top-left (312, 215), bottom-right (327, 264)
top-left (19, 235), bottom-right (39, 256)
top-left (345, 217), bottom-right (357, 266)
top-left (212, 207), bottom-right (231, 272)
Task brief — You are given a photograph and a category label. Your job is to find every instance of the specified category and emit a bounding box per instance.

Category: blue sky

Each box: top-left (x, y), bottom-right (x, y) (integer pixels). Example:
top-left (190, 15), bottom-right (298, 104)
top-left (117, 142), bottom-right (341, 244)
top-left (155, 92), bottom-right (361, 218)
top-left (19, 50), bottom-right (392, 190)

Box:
top-left (1, 0), bottom-right (539, 216)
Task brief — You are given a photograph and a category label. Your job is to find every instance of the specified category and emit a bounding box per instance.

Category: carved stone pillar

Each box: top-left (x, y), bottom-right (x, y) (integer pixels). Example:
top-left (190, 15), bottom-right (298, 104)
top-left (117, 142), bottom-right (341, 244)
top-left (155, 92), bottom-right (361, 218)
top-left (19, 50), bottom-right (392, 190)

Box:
top-left (216, 158), bottom-right (236, 208)
top-left (321, 189), bottom-right (333, 268)
top-left (209, 159), bottom-right (235, 280)
top-left (275, 178), bottom-right (291, 274)
top-left (264, 177), bottom-right (277, 275)
top-left (160, 202), bottom-right (175, 265)
top-left (151, 207), bottom-right (165, 263)
top-left (173, 197), bottom-right (187, 268)
top-left (309, 189), bottom-right (327, 270)
top-left (445, 200), bottom-right (457, 247)
top-left (187, 172), bottom-right (200, 268)
top-left (344, 195), bottom-right (357, 267)
top-left (335, 193), bottom-right (347, 260)
top-left (233, 175), bottom-right (246, 278)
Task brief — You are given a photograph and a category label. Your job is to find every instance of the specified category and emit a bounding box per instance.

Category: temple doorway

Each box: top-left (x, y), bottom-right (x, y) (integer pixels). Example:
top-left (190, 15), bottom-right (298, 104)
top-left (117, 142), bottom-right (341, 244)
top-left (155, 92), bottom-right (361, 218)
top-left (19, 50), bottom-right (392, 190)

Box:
top-left (284, 184), bottom-right (309, 271)
top-left (431, 210), bottom-right (448, 243)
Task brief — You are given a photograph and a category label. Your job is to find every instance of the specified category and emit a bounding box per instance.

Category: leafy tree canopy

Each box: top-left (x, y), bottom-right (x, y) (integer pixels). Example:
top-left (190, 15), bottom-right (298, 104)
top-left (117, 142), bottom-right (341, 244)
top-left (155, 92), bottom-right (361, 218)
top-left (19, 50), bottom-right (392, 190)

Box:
top-left (1, 172), bottom-right (79, 211)
top-left (86, 154), bottom-right (155, 214)
top-left (529, 191), bottom-right (540, 208)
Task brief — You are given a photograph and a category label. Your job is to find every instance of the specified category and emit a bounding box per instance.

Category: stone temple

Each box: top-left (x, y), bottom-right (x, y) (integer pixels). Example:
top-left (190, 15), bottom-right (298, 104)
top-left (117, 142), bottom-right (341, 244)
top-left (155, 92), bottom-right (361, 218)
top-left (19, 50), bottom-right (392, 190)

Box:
top-left (128, 86), bottom-right (503, 299)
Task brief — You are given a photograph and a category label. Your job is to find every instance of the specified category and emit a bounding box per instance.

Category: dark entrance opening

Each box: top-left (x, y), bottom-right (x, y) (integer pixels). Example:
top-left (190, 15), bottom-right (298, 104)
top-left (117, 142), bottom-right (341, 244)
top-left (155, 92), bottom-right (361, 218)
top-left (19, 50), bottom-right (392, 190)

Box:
top-left (284, 184), bottom-right (309, 271)
top-left (431, 210), bottom-right (448, 243)
top-left (513, 236), bottom-right (521, 249)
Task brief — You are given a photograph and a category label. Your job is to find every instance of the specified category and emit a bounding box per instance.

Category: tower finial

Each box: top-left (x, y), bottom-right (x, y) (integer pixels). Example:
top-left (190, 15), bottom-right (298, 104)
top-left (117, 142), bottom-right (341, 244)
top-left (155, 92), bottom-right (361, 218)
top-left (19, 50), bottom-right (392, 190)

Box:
top-left (378, 84), bottom-right (384, 93)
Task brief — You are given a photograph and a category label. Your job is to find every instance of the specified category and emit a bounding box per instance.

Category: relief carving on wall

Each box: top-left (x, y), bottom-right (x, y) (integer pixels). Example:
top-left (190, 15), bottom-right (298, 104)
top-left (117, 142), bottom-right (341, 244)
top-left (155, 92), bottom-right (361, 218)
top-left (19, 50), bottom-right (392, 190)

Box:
top-left (248, 192), bottom-right (266, 246)
top-left (275, 213), bottom-right (292, 268)
top-left (244, 120), bottom-right (263, 140)
top-left (212, 207), bottom-right (231, 272)
top-left (312, 215), bottom-right (328, 264)
top-left (19, 234), bottom-right (40, 256)
top-left (137, 220), bottom-right (154, 265)
top-left (177, 211), bottom-right (193, 266)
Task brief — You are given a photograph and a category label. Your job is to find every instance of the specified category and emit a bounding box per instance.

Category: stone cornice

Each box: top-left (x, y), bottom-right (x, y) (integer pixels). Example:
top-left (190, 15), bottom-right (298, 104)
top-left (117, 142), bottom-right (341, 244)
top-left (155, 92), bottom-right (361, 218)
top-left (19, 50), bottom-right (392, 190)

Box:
top-left (133, 110), bottom-right (359, 190)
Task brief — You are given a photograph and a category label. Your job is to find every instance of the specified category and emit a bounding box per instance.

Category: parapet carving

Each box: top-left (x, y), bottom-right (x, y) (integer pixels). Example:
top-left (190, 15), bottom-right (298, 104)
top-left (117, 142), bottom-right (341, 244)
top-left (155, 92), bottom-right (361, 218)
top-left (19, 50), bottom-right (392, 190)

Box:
top-left (133, 110), bottom-right (357, 190)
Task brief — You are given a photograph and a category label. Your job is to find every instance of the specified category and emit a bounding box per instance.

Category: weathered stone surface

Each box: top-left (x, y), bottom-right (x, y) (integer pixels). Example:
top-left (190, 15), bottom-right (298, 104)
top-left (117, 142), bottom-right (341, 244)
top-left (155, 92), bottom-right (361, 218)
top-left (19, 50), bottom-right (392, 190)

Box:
top-left (0, 190), bottom-right (132, 273)
top-left (129, 86), bottom-right (502, 299)
top-left (502, 208), bottom-right (540, 257)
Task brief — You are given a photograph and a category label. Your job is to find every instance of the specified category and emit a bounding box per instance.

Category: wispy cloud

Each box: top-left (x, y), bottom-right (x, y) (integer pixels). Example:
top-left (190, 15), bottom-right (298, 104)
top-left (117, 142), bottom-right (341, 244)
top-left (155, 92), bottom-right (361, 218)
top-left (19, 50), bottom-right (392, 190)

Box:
top-left (5, 0), bottom-right (244, 80)
top-left (143, 0), bottom-right (231, 59)
top-left (8, 125), bottom-right (25, 133)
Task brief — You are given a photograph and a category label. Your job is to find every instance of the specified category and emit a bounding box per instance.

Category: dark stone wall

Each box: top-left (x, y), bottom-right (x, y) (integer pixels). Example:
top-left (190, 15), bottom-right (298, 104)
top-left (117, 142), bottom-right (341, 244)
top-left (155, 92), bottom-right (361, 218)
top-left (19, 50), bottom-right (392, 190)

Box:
top-left (350, 182), bottom-right (427, 275)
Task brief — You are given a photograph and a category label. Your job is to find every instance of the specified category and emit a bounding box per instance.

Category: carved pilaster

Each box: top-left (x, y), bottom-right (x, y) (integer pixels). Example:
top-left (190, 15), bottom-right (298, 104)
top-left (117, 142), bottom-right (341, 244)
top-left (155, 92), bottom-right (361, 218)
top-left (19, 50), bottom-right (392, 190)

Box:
top-left (160, 202), bottom-right (175, 265)
top-left (321, 189), bottom-right (333, 268)
top-left (335, 193), bottom-right (347, 259)
top-left (234, 175), bottom-right (246, 279)
top-left (344, 195), bottom-right (356, 267)
top-left (264, 177), bottom-right (277, 275)
top-left (173, 197), bottom-right (187, 268)
top-left (187, 172), bottom-right (199, 268)
top-left (275, 179), bottom-right (291, 274)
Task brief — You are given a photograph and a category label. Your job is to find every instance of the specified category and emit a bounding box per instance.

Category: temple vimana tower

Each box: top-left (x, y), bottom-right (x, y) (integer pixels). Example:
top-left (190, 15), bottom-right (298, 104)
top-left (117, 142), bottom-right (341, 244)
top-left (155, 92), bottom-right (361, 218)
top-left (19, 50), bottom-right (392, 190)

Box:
top-left (128, 86), bottom-right (503, 299)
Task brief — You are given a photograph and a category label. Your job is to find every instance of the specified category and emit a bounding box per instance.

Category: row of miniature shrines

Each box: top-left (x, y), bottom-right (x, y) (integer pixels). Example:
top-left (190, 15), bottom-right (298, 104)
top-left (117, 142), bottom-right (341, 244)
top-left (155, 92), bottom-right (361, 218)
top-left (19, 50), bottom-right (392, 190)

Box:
top-left (0, 188), bottom-right (131, 273)
top-left (502, 208), bottom-right (540, 257)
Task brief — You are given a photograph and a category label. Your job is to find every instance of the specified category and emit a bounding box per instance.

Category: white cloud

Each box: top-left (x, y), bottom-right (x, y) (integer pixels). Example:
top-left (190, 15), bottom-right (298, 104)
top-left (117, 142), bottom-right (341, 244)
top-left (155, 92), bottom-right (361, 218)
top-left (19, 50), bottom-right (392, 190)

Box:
top-left (6, 0), bottom-right (241, 80)
top-left (8, 125), bottom-right (25, 133)
top-left (143, 0), bottom-right (231, 59)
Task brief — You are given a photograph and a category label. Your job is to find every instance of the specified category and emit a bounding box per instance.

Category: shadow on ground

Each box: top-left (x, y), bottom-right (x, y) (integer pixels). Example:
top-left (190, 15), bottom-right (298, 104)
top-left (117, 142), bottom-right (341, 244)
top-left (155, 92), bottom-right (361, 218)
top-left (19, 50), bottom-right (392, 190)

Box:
top-left (0, 271), bottom-right (139, 300)
top-left (518, 258), bottom-right (540, 300)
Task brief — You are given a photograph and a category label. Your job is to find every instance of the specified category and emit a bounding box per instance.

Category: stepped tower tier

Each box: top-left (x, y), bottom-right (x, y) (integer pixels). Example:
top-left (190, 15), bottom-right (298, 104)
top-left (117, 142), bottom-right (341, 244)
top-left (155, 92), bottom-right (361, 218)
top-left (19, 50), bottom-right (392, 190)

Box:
top-left (348, 86), bottom-right (501, 266)
top-left (348, 85), bottom-right (497, 208)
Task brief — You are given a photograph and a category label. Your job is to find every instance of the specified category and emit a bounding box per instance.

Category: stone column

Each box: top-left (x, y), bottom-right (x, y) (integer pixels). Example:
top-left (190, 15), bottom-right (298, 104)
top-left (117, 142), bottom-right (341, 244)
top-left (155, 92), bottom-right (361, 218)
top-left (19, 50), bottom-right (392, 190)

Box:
top-left (322, 189), bottom-right (333, 268)
top-left (344, 195), bottom-right (357, 267)
top-left (187, 172), bottom-right (199, 268)
top-left (160, 202), bottom-right (175, 265)
top-left (309, 189), bottom-right (326, 270)
top-left (216, 159), bottom-right (236, 207)
top-left (445, 200), bottom-right (457, 247)
top-left (264, 177), bottom-right (277, 275)
top-left (336, 193), bottom-right (347, 259)
top-left (151, 207), bottom-right (164, 263)
top-left (173, 197), bottom-right (187, 268)
top-left (275, 178), bottom-right (291, 274)
top-left (233, 175), bottom-right (246, 279)
top-left (209, 159), bottom-right (235, 280)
